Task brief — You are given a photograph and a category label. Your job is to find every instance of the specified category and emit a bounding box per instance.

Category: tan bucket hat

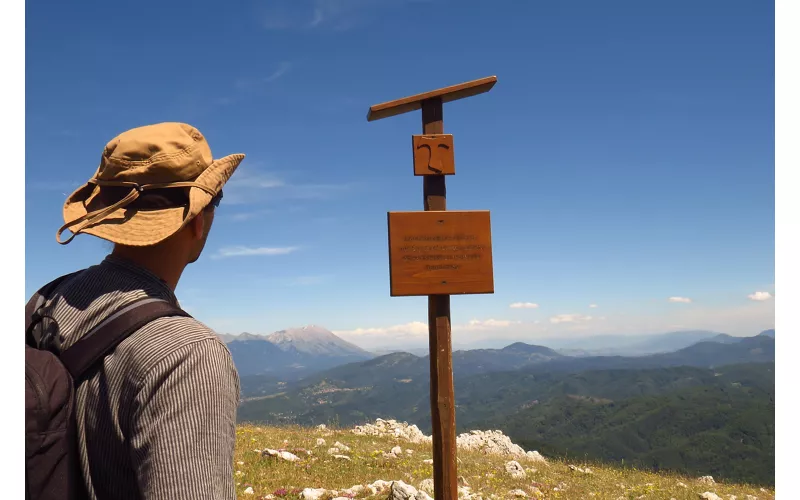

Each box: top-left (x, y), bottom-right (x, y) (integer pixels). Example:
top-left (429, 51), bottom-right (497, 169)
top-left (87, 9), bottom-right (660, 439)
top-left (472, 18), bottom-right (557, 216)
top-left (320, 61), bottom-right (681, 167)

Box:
top-left (56, 122), bottom-right (245, 246)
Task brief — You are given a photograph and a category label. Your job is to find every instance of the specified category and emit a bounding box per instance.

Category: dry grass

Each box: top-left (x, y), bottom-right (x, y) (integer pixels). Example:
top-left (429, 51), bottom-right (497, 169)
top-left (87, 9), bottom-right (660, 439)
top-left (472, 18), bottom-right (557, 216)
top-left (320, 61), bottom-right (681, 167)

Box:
top-left (234, 424), bottom-right (774, 500)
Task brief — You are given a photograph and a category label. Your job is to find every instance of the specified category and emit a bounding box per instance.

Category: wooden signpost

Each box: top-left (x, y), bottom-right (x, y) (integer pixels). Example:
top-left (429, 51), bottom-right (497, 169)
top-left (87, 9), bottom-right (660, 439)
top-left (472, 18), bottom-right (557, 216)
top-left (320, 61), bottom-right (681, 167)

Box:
top-left (367, 76), bottom-right (497, 500)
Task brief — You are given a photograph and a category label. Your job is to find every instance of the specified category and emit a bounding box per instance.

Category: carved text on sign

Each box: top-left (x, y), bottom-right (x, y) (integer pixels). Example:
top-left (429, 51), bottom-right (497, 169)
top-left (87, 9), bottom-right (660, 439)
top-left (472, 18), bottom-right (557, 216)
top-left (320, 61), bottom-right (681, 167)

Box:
top-left (412, 134), bottom-right (455, 176)
top-left (387, 211), bottom-right (493, 296)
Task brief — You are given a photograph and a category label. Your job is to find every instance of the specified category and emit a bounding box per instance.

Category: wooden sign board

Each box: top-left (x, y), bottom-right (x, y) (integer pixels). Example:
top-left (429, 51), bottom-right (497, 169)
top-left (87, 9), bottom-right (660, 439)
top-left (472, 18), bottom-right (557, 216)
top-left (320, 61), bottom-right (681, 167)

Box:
top-left (388, 211), bottom-right (494, 296)
top-left (413, 134), bottom-right (455, 176)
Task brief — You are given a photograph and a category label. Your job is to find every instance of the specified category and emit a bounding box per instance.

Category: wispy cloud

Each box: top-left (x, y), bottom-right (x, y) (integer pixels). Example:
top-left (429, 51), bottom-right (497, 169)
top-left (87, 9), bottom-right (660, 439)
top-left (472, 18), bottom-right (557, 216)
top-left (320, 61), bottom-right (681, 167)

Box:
top-left (212, 246), bottom-right (299, 259)
top-left (224, 166), bottom-right (354, 204)
top-left (589, 304), bottom-right (599, 308)
top-left (509, 302), bottom-right (539, 309)
top-left (228, 209), bottom-right (274, 222)
top-left (234, 62), bottom-right (293, 90)
top-left (259, 0), bottom-right (426, 32)
top-left (226, 170), bottom-right (285, 189)
top-left (265, 62), bottom-right (292, 82)
top-left (748, 291), bottom-right (773, 301)
top-left (171, 60), bottom-right (292, 118)
top-left (668, 297), bottom-right (693, 303)
top-left (309, 7), bottom-right (324, 27)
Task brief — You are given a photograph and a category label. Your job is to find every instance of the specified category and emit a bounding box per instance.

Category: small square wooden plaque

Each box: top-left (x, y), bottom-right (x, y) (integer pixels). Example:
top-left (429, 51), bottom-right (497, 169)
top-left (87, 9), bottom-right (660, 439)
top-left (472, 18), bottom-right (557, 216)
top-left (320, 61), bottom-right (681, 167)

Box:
top-left (387, 211), bottom-right (494, 296)
top-left (412, 134), bottom-right (455, 176)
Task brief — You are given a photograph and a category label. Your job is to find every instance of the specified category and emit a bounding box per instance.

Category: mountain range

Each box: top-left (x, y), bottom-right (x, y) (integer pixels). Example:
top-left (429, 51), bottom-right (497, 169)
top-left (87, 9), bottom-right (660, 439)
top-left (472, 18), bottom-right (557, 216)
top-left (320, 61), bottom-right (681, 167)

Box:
top-left (236, 332), bottom-right (775, 416)
top-left (219, 324), bottom-right (775, 379)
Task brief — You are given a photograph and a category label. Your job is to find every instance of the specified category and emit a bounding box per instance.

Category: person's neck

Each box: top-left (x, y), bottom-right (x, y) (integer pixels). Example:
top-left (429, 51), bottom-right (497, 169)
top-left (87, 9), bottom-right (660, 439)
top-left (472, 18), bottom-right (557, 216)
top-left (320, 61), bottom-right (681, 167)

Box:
top-left (111, 246), bottom-right (186, 292)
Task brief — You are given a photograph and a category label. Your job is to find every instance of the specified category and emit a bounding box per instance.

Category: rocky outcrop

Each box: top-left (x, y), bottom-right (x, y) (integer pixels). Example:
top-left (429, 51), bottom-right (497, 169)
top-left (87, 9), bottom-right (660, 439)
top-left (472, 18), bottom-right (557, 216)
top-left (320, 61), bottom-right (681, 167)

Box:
top-left (352, 419), bottom-right (432, 444)
top-left (456, 430), bottom-right (547, 464)
top-left (352, 420), bottom-right (548, 464)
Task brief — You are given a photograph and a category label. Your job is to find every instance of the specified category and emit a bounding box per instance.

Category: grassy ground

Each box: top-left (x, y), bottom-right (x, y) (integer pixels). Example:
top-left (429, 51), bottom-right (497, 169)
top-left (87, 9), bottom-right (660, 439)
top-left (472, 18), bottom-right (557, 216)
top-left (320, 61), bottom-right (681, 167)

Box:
top-left (234, 424), bottom-right (775, 500)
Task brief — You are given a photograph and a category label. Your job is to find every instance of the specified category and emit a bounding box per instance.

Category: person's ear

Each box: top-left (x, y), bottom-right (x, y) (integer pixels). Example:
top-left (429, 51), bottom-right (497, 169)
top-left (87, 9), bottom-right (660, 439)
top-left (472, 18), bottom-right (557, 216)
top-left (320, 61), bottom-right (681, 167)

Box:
top-left (188, 213), bottom-right (205, 240)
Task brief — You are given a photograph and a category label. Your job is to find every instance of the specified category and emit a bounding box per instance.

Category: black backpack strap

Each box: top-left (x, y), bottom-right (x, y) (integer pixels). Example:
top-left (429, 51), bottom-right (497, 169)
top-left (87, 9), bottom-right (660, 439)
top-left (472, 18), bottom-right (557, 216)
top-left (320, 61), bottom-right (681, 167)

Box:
top-left (60, 298), bottom-right (191, 380)
top-left (25, 270), bottom-right (84, 344)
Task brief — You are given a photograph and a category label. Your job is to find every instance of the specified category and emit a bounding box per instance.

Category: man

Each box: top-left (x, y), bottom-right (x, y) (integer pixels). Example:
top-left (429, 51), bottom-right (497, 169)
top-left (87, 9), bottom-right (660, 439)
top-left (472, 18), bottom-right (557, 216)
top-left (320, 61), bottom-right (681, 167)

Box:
top-left (29, 122), bottom-right (245, 499)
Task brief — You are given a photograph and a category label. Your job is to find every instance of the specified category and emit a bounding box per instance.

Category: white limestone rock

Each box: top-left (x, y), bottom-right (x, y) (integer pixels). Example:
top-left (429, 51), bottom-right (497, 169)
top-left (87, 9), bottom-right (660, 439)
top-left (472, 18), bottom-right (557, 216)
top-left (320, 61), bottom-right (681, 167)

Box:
top-left (388, 481), bottom-right (418, 500)
top-left (418, 479), bottom-right (434, 494)
top-left (261, 449), bottom-right (300, 462)
top-left (505, 461), bottom-right (526, 479)
top-left (300, 488), bottom-right (327, 500)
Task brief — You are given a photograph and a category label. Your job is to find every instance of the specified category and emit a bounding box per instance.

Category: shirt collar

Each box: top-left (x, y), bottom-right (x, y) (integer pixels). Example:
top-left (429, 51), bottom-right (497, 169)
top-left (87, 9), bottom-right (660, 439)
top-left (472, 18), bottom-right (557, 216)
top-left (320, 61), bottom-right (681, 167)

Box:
top-left (100, 254), bottom-right (177, 302)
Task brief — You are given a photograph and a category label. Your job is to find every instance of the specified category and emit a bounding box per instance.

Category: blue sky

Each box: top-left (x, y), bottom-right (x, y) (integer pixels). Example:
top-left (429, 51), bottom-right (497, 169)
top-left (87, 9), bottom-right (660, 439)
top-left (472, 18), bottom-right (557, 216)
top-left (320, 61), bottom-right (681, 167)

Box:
top-left (25, 0), bottom-right (774, 348)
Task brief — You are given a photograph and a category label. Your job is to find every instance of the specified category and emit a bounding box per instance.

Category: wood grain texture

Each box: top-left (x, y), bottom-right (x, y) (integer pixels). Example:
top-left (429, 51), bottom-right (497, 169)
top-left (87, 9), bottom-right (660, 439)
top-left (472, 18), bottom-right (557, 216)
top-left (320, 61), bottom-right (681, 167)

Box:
top-left (422, 98), bottom-right (446, 211)
top-left (421, 96), bottom-right (458, 500)
top-left (413, 134), bottom-right (455, 176)
top-left (367, 76), bottom-right (497, 121)
top-left (429, 310), bottom-right (456, 500)
top-left (387, 211), bottom-right (494, 297)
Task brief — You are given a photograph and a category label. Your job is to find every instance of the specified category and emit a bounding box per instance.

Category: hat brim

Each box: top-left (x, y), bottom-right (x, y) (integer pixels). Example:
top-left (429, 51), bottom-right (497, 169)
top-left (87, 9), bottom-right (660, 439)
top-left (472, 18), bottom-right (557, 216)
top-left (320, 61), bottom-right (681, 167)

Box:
top-left (61, 153), bottom-right (244, 246)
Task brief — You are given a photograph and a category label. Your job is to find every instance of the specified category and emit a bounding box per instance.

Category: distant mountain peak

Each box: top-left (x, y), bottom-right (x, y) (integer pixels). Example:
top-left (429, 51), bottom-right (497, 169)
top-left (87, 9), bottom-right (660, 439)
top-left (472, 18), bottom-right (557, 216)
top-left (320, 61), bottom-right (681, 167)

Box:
top-left (266, 325), bottom-right (372, 358)
top-left (501, 342), bottom-right (563, 357)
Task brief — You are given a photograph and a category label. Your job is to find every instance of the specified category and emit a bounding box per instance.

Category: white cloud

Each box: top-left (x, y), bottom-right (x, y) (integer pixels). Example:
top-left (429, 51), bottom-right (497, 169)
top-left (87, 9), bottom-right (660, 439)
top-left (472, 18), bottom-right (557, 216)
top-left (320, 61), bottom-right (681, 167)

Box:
top-left (335, 321), bottom-right (430, 338)
top-left (668, 297), bottom-right (692, 303)
top-left (589, 304), bottom-right (598, 308)
top-left (549, 314), bottom-right (593, 324)
top-left (509, 302), bottom-right (539, 309)
top-left (462, 319), bottom-right (521, 330)
top-left (213, 246), bottom-right (298, 259)
top-left (748, 291), bottom-right (773, 301)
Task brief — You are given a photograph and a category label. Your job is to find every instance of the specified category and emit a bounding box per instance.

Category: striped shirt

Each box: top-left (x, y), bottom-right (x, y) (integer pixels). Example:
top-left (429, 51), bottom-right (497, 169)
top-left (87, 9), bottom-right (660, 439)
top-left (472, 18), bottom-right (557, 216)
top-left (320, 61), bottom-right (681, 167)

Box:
top-left (31, 255), bottom-right (240, 500)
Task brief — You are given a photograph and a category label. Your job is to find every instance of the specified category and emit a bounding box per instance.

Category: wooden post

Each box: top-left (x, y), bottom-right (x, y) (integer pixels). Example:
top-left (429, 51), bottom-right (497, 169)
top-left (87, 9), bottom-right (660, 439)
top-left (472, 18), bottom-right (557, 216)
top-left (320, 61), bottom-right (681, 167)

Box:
top-left (421, 96), bottom-right (458, 499)
top-left (368, 76), bottom-right (497, 500)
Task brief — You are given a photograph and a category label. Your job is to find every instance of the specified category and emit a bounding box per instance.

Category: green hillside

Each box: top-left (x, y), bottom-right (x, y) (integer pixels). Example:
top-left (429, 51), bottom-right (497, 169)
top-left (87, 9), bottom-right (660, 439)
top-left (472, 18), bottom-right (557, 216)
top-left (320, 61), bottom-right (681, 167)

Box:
top-left (237, 362), bottom-right (775, 485)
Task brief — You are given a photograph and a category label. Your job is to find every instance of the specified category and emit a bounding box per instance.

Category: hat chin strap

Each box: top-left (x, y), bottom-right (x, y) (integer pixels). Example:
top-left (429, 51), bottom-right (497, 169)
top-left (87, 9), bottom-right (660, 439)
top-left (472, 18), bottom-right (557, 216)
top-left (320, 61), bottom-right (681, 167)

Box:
top-left (56, 179), bottom-right (217, 245)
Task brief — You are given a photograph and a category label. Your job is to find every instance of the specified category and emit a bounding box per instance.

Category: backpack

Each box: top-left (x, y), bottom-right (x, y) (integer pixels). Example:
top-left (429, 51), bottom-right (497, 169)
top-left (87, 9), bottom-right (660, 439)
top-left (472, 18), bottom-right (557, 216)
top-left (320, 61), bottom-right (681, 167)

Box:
top-left (24, 271), bottom-right (190, 500)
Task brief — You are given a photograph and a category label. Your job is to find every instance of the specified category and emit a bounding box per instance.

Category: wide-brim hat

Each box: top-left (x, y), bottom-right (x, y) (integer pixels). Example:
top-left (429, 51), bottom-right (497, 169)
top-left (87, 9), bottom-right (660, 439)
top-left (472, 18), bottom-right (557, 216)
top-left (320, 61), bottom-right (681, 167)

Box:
top-left (57, 122), bottom-right (245, 246)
